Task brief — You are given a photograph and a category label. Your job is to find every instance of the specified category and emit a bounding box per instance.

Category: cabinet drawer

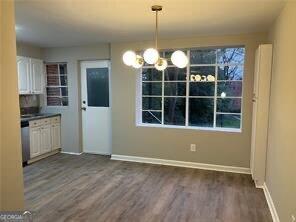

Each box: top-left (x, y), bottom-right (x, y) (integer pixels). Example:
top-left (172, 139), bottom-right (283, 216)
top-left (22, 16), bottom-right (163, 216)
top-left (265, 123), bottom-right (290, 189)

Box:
top-left (29, 120), bottom-right (43, 127)
top-left (51, 116), bottom-right (60, 124)
top-left (42, 118), bottom-right (51, 125)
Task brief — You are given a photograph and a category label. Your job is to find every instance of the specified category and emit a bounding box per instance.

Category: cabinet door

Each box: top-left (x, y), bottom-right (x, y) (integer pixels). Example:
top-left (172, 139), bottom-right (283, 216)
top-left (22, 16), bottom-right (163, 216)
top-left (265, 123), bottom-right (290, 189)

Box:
top-left (51, 123), bottom-right (61, 150)
top-left (40, 124), bottom-right (52, 154)
top-left (30, 127), bottom-right (41, 158)
top-left (17, 56), bottom-right (31, 94)
top-left (31, 58), bottom-right (44, 94)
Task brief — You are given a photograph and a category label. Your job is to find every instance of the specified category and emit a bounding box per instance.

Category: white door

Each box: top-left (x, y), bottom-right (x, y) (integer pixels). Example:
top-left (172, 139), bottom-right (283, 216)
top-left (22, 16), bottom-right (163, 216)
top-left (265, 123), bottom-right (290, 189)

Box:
top-left (30, 127), bottom-right (41, 158)
top-left (51, 123), bottom-right (61, 150)
top-left (40, 124), bottom-right (52, 154)
top-left (17, 56), bottom-right (31, 94)
top-left (80, 61), bottom-right (111, 155)
top-left (31, 58), bottom-right (44, 94)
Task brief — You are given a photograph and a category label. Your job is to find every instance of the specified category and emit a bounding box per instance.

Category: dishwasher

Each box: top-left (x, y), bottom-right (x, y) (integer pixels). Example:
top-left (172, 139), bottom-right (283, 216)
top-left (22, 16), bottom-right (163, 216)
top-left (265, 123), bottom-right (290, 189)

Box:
top-left (21, 121), bottom-right (30, 164)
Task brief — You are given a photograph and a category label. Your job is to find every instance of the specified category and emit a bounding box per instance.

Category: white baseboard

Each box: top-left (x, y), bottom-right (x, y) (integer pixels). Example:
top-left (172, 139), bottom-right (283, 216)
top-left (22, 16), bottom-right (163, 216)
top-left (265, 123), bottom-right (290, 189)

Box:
top-left (261, 183), bottom-right (280, 222)
top-left (111, 154), bottom-right (250, 174)
top-left (84, 151), bottom-right (111, 155)
top-left (61, 151), bottom-right (83, 155)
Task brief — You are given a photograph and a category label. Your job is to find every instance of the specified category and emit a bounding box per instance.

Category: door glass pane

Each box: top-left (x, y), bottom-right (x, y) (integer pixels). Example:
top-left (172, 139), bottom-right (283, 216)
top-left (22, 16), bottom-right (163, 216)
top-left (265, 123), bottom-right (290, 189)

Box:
top-left (142, 97), bottom-right (162, 110)
top-left (217, 98), bottom-right (241, 113)
top-left (86, 68), bottom-right (109, 107)
top-left (164, 82), bottom-right (186, 96)
top-left (217, 81), bottom-right (242, 97)
top-left (142, 82), bottom-right (162, 96)
top-left (142, 68), bottom-right (162, 81)
top-left (190, 49), bottom-right (216, 64)
top-left (142, 111), bottom-right (162, 124)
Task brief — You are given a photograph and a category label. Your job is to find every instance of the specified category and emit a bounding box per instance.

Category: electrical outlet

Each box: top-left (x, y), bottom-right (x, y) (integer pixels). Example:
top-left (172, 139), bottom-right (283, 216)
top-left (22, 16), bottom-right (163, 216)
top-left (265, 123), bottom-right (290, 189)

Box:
top-left (190, 144), bottom-right (196, 152)
top-left (291, 215), bottom-right (295, 222)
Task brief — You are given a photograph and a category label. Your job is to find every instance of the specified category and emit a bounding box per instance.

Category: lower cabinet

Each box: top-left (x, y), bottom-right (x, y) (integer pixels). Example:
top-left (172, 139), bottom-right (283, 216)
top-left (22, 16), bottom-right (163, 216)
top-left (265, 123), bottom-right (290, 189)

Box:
top-left (29, 116), bottom-right (61, 159)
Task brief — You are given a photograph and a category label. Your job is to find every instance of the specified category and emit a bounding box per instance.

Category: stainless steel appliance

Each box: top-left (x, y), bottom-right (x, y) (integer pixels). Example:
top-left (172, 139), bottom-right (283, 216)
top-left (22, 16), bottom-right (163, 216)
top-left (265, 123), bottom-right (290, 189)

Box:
top-left (21, 121), bottom-right (30, 164)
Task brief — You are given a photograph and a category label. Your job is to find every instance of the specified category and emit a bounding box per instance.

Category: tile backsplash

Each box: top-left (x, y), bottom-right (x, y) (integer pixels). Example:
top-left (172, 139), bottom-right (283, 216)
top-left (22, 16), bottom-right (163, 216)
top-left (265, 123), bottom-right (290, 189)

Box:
top-left (19, 95), bottom-right (40, 114)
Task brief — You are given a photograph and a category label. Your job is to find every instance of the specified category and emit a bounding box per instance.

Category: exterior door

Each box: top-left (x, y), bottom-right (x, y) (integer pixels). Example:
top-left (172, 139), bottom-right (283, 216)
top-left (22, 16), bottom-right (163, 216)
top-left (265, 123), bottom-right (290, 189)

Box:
top-left (80, 61), bottom-right (111, 155)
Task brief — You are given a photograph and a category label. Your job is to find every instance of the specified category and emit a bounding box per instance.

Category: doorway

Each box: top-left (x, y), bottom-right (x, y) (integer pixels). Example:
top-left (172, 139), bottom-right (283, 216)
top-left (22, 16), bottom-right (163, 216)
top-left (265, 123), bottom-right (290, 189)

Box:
top-left (80, 60), bottom-right (111, 155)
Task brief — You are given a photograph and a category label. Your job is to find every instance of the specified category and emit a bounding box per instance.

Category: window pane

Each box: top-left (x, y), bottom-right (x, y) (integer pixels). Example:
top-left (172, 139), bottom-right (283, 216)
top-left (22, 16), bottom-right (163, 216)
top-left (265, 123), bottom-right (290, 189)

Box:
top-left (217, 48), bottom-right (245, 64)
top-left (142, 111), bottom-right (162, 124)
top-left (164, 67), bottom-right (186, 81)
top-left (164, 82), bottom-right (186, 96)
top-left (190, 49), bottom-right (216, 64)
top-left (190, 82), bottom-right (215, 96)
top-left (59, 64), bottom-right (67, 74)
top-left (217, 98), bottom-right (241, 113)
top-left (62, 97), bottom-right (69, 106)
top-left (46, 64), bottom-right (58, 75)
top-left (142, 82), bottom-right (162, 96)
top-left (61, 87), bottom-right (68, 96)
top-left (47, 87), bottom-right (61, 96)
top-left (47, 97), bottom-right (62, 106)
top-left (218, 65), bottom-right (243, 80)
top-left (86, 68), bottom-right (109, 107)
top-left (60, 75), bottom-right (68, 86)
top-left (190, 66), bottom-right (215, 76)
top-left (217, 81), bottom-right (242, 97)
top-left (142, 97), bottom-right (162, 110)
top-left (47, 75), bottom-right (60, 86)
top-left (216, 114), bottom-right (241, 129)
top-left (142, 68), bottom-right (162, 81)
top-left (189, 98), bottom-right (214, 127)
top-left (164, 98), bottom-right (185, 126)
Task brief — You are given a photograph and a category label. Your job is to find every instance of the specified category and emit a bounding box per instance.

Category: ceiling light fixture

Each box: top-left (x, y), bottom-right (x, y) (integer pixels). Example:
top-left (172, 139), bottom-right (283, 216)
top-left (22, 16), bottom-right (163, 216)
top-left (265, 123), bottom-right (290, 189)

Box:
top-left (122, 5), bottom-right (188, 70)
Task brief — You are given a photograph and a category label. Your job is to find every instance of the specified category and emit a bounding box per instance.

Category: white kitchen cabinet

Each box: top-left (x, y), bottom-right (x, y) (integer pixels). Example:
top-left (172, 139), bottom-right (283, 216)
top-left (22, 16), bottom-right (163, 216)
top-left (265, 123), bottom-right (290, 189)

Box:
top-left (40, 124), bottom-right (52, 154)
top-left (17, 56), bottom-right (31, 94)
top-left (29, 116), bottom-right (61, 159)
top-left (30, 127), bottom-right (42, 158)
top-left (31, 58), bottom-right (44, 94)
top-left (17, 56), bottom-right (44, 94)
top-left (51, 123), bottom-right (61, 150)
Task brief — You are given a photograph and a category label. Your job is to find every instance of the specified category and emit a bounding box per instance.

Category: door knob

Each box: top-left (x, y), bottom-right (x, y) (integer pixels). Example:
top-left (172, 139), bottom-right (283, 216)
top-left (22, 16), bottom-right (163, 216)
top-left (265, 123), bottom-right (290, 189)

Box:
top-left (81, 107), bottom-right (86, 111)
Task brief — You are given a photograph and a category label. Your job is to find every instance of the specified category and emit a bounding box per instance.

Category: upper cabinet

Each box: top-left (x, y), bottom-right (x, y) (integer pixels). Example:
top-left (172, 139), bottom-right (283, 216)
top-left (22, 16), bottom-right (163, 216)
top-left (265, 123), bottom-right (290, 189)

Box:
top-left (17, 56), bottom-right (44, 95)
top-left (17, 56), bottom-right (31, 94)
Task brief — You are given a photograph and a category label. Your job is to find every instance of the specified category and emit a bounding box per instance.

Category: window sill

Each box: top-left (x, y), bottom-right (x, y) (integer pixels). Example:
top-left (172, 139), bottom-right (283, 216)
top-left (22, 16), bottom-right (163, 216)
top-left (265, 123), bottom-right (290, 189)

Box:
top-left (136, 123), bottom-right (242, 133)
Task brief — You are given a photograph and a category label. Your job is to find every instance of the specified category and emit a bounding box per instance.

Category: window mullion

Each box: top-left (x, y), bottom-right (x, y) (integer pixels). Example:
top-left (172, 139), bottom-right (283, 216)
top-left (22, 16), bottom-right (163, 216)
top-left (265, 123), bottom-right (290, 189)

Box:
top-left (213, 51), bottom-right (218, 128)
top-left (161, 70), bottom-right (164, 125)
top-left (185, 50), bottom-right (190, 127)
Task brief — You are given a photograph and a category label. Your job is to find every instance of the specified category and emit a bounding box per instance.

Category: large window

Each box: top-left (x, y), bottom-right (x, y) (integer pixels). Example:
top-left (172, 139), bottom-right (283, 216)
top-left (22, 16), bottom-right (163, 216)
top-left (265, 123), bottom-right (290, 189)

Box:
top-left (138, 47), bottom-right (245, 131)
top-left (45, 63), bottom-right (69, 106)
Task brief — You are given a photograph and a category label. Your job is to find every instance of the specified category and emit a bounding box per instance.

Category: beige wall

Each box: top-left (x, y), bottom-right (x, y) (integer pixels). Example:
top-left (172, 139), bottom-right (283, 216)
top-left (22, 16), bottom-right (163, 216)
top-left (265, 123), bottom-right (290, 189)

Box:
top-left (111, 33), bottom-right (267, 168)
top-left (42, 44), bottom-right (110, 153)
top-left (0, 1), bottom-right (24, 210)
top-left (266, 2), bottom-right (296, 221)
top-left (16, 42), bottom-right (43, 59)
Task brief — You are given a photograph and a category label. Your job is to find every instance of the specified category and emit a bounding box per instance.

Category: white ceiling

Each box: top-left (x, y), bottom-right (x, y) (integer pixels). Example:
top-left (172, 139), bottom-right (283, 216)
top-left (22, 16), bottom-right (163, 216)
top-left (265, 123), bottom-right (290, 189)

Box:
top-left (15, 0), bottom-right (285, 47)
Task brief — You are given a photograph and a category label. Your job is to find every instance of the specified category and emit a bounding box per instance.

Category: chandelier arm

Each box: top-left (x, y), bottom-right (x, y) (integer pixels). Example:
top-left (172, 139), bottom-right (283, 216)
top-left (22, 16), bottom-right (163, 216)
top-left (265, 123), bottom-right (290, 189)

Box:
top-left (155, 10), bottom-right (158, 50)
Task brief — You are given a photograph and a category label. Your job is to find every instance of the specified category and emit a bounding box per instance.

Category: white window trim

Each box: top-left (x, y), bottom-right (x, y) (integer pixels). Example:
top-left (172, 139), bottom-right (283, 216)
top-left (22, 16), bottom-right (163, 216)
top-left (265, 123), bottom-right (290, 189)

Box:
top-left (135, 47), bottom-right (244, 133)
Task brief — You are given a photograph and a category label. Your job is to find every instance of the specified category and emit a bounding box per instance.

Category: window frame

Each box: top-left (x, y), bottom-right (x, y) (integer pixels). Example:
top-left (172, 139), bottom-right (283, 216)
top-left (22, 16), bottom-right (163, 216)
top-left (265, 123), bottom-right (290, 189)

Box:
top-left (136, 46), bottom-right (245, 133)
top-left (45, 62), bottom-right (69, 107)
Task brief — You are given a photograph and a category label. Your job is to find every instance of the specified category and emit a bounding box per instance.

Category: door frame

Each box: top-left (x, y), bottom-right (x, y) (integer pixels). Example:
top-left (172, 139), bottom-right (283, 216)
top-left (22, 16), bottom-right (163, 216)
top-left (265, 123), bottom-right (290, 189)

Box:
top-left (79, 60), bottom-right (112, 155)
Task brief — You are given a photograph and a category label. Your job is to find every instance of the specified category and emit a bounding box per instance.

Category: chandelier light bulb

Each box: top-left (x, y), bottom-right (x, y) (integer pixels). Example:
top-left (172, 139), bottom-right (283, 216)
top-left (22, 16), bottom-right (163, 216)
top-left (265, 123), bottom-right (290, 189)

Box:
top-left (122, 50), bottom-right (137, 66)
top-left (155, 58), bottom-right (168, 71)
top-left (132, 55), bottom-right (144, 69)
top-left (143, 48), bottom-right (159, 64)
top-left (171, 50), bottom-right (188, 68)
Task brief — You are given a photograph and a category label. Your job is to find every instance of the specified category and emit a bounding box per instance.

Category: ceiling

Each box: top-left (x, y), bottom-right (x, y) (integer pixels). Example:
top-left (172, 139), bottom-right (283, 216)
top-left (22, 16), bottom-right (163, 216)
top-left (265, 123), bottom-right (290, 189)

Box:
top-left (15, 0), bottom-right (285, 47)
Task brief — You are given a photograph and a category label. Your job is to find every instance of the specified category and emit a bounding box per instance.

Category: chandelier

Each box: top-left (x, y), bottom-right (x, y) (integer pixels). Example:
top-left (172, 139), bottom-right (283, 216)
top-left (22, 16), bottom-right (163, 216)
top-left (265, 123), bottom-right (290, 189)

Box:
top-left (122, 5), bottom-right (188, 71)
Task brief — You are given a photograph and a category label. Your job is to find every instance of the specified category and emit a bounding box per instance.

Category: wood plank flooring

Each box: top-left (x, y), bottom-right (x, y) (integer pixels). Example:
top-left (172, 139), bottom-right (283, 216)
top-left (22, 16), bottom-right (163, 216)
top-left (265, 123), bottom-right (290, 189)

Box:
top-left (23, 153), bottom-right (272, 222)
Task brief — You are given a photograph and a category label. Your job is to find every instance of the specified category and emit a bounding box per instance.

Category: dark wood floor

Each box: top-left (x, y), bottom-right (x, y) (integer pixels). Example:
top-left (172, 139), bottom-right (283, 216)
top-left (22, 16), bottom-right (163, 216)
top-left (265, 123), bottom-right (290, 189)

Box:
top-left (23, 153), bottom-right (272, 222)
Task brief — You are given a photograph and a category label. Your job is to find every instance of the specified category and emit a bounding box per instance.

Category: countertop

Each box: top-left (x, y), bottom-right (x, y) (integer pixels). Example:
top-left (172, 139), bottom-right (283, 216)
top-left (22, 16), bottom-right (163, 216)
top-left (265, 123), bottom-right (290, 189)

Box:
top-left (21, 113), bottom-right (61, 123)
